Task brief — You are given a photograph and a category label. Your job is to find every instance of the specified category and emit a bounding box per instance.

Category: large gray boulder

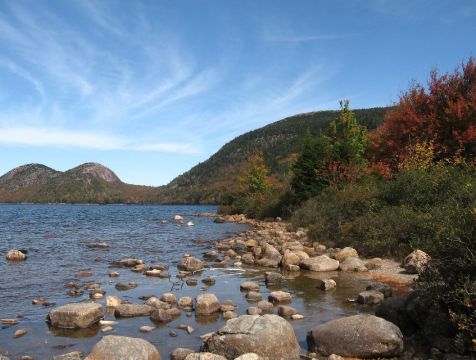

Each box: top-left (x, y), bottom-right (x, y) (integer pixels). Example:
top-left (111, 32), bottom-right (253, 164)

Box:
top-left (300, 255), bottom-right (339, 272)
top-left (201, 314), bottom-right (301, 360)
top-left (306, 314), bottom-right (403, 358)
top-left (85, 335), bottom-right (161, 360)
top-left (48, 302), bottom-right (103, 329)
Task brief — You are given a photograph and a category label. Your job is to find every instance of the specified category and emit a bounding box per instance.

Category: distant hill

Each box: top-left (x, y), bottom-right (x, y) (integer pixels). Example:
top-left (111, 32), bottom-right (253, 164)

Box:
top-left (160, 107), bottom-right (391, 203)
top-left (0, 162), bottom-right (158, 204)
top-left (0, 107), bottom-right (391, 204)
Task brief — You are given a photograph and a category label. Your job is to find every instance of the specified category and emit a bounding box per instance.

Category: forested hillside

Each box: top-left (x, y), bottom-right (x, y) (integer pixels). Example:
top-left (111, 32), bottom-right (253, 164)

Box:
top-left (161, 107), bottom-right (390, 203)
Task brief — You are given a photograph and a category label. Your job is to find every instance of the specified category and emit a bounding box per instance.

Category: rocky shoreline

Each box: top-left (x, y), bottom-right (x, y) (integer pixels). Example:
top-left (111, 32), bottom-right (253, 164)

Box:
top-left (2, 214), bottom-right (470, 360)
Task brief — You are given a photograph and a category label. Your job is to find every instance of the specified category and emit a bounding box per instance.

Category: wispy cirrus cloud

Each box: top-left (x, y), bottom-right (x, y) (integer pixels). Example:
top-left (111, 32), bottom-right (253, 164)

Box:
top-left (0, 126), bottom-right (201, 155)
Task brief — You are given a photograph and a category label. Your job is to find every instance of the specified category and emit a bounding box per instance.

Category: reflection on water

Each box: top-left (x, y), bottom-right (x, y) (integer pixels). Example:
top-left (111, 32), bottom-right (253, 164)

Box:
top-left (0, 205), bottom-right (400, 358)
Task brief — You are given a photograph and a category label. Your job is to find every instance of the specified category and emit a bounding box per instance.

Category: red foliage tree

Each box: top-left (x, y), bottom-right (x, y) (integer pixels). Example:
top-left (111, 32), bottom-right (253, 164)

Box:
top-left (370, 58), bottom-right (476, 168)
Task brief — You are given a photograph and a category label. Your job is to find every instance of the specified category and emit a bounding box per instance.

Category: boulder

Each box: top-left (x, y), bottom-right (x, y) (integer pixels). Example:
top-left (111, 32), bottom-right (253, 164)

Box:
top-left (375, 296), bottom-right (415, 334)
top-left (357, 290), bottom-right (385, 305)
top-left (256, 245), bottom-right (282, 268)
top-left (160, 293), bottom-right (177, 304)
top-left (150, 309), bottom-right (172, 323)
top-left (281, 250), bottom-right (300, 267)
top-left (403, 250), bottom-right (430, 274)
top-left (339, 257), bottom-right (368, 272)
top-left (240, 281), bottom-right (260, 292)
top-left (53, 352), bottom-right (83, 360)
top-left (300, 255), bottom-right (339, 272)
top-left (184, 354), bottom-right (227, 360)
top-left (278, 305), bottom-right (298, 317)
top-left (366, 282), bottom-right (392, 298)
top-left (257, 300), bottom-right (274, 313)
top-left (319, 279), bottom-right (336, 291)
top-left (202, 277), bottom-right (216, 286)
top-left (85, 335), bottom-right (161, 360)
top-left (241, 253), bottom-right (255, 265)
top-left (48, 302), bottom-right (103, 329)
top-left (268, 291), bottom-right (292, 304)
top-left (246, 307), bottom-right (262, 315)
top-left (171, 348), bottom-right (194, 360)
top-left (223, 311), bottom-right (238, 320)
top-left (146, 297), bottom-right (172, 310)
top-left (178, 296), bottom-right (193, 309)
top-left (178, 255), bottom-right (205, 272)
top-left (307, 314), bottom-right (404, 358)
top-left (331, 247), bottom-right (358, 262)
top-left (5, 249), bottom-right (27, 261)
top-left (114, 304), bottom-right (152, 317)
top-left (365, 257), bottom-right (383, 270)
top-left (195, 294), bottom-right (220, 315)
top-left (201, 314), bottom-right (300, 360)
top-left (245, 291), bottom-right (262, 301)
top-left (145, 269), bottom-right (162, 277)
top-left (264, 272), bottom-right (283, 285)
top-left (234, 354), bottom-right (262, 360)
top-left (106, 296), bottom-right (121, 307)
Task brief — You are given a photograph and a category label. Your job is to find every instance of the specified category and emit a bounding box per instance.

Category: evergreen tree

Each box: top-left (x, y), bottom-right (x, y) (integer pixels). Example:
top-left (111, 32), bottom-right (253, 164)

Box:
top-left (328, 99), bottom-right (368, 165)
top-left (291, 130), bottom-right (331, 202)
top-left (291, 101), bottom-right (368, 203)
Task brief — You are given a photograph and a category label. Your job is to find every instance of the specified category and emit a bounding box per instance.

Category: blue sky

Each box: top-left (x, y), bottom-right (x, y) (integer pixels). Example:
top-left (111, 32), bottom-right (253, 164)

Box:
top-left (0, 0), bottom-right (475, 185)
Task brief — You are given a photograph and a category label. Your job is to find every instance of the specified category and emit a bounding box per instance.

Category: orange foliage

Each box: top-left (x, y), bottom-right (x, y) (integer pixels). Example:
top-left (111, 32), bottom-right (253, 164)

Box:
top-left (370, 58), bottom-right (476, 169)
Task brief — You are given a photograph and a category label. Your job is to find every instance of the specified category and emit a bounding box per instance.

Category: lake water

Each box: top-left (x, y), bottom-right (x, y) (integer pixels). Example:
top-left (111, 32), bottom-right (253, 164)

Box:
top-left (0, 205), bottom-right (379, 359)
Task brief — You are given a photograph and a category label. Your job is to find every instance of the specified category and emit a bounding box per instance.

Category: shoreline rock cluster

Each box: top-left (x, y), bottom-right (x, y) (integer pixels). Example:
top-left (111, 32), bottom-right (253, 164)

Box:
top-left (2, 214), bottom-right (461, 360)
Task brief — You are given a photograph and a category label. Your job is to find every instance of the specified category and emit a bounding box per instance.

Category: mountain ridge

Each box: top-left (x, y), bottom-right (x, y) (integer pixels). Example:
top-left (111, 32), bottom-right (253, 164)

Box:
top-left (0, 106), bottom-right (391, 204)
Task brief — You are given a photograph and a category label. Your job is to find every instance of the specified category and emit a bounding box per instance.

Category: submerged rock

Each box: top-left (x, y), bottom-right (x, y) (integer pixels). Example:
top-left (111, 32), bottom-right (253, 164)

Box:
top-left (85, 335), bottom-right (161, 360)
top-left (48, 302), bottom-right (103, 329)
top-left (201, 314), bottom-right (301, 360)
top-left (307, 314), bottom-right (403, 358)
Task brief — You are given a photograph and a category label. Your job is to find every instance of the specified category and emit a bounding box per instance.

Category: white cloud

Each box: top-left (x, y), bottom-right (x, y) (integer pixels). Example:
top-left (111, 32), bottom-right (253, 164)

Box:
top-left (0, 127), bottom-right (124, 150)
top-left (0, 126), bottom-right (201, 155)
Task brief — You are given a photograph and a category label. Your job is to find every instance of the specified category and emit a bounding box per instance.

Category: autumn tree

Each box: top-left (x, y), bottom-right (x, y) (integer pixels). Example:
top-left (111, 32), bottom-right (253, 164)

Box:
top-left (370, 57), bottom-right (476, 169)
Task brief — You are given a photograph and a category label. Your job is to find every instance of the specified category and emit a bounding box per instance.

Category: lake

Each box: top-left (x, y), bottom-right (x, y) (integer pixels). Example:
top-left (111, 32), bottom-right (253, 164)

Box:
top-left (0, 204), bottom-right (380, 359)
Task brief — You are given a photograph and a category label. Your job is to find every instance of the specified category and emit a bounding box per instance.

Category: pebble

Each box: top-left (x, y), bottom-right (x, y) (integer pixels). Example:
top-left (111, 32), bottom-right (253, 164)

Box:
top-left (108, 271), bottom-right (120, 277)
top-left (169, 330), bottom-right (178, 337)
top-left (14, 328), bottom-right (28, 338)
top-left (186, 278), bottom-right (198, 286)
top-left (101, 326), bottom-right (113, 333)
top-left (99, 320), bottom-right (117, 326)
top-left (1, 318), bottom-right (19, 325)
top-left (139, 325), bottom-right (155, 333)
top-left (291, 314), bottom-right (304, 320)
